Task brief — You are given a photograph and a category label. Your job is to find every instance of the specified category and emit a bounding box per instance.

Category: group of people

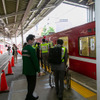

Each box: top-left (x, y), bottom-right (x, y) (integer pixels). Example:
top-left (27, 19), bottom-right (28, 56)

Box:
top-left (7, 44), bottom-right (18, 63)
top-left (22, 34), bottom-right (68, 100)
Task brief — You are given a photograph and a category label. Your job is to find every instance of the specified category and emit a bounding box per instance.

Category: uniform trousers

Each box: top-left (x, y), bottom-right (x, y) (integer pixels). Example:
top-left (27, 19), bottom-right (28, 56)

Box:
top-left (42, 53), bottom-right (49, 72)
top-left (54, 70), bottom-right (65, 98)
top-left (25, 75), bottom-right (36, 100)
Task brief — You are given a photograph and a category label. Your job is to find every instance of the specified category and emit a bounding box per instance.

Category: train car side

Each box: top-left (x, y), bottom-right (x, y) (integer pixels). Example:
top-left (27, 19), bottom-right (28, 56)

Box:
top-left (37, 21), bottom-right (96, 80)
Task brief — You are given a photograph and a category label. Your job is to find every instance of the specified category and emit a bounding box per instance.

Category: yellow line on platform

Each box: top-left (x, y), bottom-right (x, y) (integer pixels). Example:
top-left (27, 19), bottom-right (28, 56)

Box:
top-left (71, 80), bottom-right (96, 98)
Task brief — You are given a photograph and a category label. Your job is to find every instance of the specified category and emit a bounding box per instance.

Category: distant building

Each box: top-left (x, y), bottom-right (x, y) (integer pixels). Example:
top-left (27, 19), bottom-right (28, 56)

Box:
top-left (55, 19), bottom-right (72, 32)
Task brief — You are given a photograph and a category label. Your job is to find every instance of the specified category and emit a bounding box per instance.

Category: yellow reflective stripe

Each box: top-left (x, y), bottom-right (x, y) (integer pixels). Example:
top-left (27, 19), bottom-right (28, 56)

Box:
top-left (22, 54), bottom-right (30, 57)
top-left (62, 47), bottom-right (65, 62)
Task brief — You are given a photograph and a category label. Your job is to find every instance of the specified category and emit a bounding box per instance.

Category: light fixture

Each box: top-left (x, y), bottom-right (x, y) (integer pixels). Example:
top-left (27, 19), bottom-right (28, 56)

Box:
top-left (37, 0), bottom-right (43, 8)
top-left (79, 0), bottom-right (83, 3)
top-left (28, 18), bottom-right (36, 25)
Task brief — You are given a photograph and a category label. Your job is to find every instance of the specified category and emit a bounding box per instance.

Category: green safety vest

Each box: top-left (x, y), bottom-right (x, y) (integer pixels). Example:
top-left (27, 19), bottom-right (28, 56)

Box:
top-left (61, 47), bottom-right (66, 62)
top-left (49, 42), bottom-right (53, 48)
top-left (32, 45), bottom-right (36, 49)
top-left (32, 44), bottom-right (39, 53)
top-left (41, 43), bottom-right (48, 53)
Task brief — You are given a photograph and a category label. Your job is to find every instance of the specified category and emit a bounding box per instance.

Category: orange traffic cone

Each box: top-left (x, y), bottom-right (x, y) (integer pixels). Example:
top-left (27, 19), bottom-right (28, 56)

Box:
top-left (0, 70), bottom-right (9, 92)
top-left (11, 56), bottom-right (15, 67)
top-left (6, 61), bottom-right (13, 75)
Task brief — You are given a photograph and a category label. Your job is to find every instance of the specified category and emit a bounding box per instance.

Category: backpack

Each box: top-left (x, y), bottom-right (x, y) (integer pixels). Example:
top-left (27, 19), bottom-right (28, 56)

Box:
top-left (48, 47), bottom-right (62, 64)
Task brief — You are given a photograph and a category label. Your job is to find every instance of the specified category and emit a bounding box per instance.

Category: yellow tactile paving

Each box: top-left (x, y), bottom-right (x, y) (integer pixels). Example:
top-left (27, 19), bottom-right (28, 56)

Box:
top-left (71, 80), bottom-right (96, 98)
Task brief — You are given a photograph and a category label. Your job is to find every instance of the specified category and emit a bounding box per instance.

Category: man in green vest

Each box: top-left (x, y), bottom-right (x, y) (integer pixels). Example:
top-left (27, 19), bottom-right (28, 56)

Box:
top-left (22, 34), bottom-right (40, 100)
top-left (40, 38), bottom-right (49, 72)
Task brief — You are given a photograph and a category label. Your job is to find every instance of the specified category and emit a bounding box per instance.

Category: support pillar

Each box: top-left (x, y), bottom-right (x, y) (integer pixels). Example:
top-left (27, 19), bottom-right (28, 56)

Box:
top-left (21, 23), bottom-right (23, 48)
top-left (3, 35), bottom-right (6, 53)
top-left (87, 4), bottom-right (95, 22)
top-left (95, 0), bottom-right (100, 100)
top-left (15, 33), bottom-right (17, 45)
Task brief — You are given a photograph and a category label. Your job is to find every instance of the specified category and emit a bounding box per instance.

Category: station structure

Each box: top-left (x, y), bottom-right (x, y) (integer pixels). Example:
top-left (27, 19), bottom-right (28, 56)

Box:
top-left (0, 0), bottom-right (100, 100)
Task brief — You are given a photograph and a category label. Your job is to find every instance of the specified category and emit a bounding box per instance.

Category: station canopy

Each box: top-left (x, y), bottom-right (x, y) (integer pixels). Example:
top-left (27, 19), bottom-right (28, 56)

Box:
top-left (0, 0), bottom-right (94, 39)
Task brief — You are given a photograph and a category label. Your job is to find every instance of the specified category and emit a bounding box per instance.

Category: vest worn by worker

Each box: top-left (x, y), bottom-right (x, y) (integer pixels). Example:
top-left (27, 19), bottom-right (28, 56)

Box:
top-left (32, 45), bottom-right (36, 49)
top-left (61, 47), bottom-right (66, 62)
top-left (49, 42), bottom-right (53, 48)
top-left (41, 43), bottom-right (48, 53)
top-left (48, 46), bottom-right (66, 64)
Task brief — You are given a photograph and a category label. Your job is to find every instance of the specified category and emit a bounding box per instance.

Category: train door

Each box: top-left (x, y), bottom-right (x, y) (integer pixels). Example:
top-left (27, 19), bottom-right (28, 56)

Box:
top-left (59, 36), bottom-right (69, 67)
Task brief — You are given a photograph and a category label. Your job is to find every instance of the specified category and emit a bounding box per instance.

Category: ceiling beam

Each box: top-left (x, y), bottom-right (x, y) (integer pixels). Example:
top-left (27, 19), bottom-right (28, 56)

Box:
top-left (21, 0), bottom-right (36, 25)
top-left (2, 0), bottom-right (8, 24)
top-left (0, 11), bottom-right (25, 19)
top-left (63, 0), bottom-right (88, 8)
top-left (16, 0), bottom-right (36, 36)
top-left (15, 0), bottom-right (19, 23)
top-left (13, 0), bottom-right (20, 31)
top-left (5, 22), bottom-right (20, 28)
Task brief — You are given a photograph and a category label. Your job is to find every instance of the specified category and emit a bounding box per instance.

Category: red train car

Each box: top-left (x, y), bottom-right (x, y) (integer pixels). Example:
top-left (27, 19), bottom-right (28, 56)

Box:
top-left (37, 21), bottom-right (96, 80)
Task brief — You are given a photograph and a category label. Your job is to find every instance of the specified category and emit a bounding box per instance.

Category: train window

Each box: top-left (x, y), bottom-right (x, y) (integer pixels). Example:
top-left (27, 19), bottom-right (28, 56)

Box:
top-left (87, 28), bottom-right (92, 32)
top-left (89, 36), bottom-right (96, 57)
top-left (79, 36), bottom-right (96, 57)
top-left (79, 37), bottom-right (89, 56)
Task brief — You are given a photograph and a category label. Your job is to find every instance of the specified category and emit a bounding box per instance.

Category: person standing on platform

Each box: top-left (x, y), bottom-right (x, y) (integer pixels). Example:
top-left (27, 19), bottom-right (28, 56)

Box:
top-left (23, 42), bottom-right (27, 48)
top-left (7, 45), bottom-right (11, 55)
top-left (36, 42), bottom-right (40, 65)
top-left (22, 34), bottom-right (40, 100)
top-left (12, 44), bottom-right (18, 63)
top-left (51, 39), bottom-right (68, 100)
top-left (40, 38), bottom-right (49, 73)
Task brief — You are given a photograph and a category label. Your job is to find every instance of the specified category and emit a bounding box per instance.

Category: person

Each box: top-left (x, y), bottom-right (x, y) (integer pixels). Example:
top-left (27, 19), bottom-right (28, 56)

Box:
top-left (22, 34), bottom-right (40, 100)
top-left (51, 39), bottom-right (68, 100)
top-left (23, 42), bottom-right (27, 48)
top-left (40, 38), bottom-right (49, 72)
top-left (36, 42), bottom-right (40, 62)
top-left (7, 45), bottom-right (11, 55)
top-left (33, 42), bottom-right (41, 67)
top-left (12, 44), bottom-right (18, 63)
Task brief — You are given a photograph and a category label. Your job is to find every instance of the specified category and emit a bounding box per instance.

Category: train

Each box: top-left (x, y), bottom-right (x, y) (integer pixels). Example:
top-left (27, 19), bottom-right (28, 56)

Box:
top-left (36, 21), bottom-right (96, 80)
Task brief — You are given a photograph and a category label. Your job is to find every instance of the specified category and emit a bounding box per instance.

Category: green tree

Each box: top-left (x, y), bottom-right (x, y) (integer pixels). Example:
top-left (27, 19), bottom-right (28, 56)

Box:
top-left (41, 26), bottom-right (55, 36)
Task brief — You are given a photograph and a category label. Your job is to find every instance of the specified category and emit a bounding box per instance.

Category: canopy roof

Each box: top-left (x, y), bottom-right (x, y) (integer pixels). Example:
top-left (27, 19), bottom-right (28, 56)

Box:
top-left (0, 0), bottom-right (94, 38)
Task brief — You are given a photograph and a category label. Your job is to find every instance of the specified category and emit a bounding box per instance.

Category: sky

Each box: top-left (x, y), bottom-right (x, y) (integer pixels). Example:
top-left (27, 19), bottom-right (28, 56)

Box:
top-left (13, 3), bottom-right (87, 44)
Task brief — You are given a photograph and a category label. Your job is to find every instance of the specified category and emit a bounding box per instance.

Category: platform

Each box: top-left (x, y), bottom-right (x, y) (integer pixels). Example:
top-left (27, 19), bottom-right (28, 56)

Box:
top-left (8, 76), bottom-right (88, 100)
top-left (0, 53), bottom-right (97, 100)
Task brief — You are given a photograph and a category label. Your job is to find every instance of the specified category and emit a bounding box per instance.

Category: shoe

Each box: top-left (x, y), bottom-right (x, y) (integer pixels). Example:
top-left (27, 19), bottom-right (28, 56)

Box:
top-left (32, 96), bottom-right (39, 99)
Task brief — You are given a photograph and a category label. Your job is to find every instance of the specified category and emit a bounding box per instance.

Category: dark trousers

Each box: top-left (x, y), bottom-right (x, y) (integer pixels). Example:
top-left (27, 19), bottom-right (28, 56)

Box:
top-left (25, 75), bottom-right (36, 100)
top-left (54, 70), bottom-right (65, 98)
top-left (42, 53), bottom-right (49, 72)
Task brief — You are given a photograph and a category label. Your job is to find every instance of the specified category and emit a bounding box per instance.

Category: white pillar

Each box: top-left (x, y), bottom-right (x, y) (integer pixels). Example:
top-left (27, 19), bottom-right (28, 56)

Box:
top-left (15, 33), bottom-right (17, 45)
top-left (95, 0), bottom-right (100, 100)
top-left (3, 35), bottom-right (6, 53)
top-left (21, 23), bottom-right (24, 48)
top-left (87, 4), bottom-right (95, 22)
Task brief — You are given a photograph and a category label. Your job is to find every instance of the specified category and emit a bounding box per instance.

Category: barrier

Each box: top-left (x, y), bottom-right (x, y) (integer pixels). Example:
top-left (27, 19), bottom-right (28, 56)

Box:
top-left (0, 58), bottom-right (12, 92)
top-left (11, 56), bottom-right (15, 67)
top-left (6, 61), bottom-right (14, 75)
top-left (0, 70), bottom-right (9, 92)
